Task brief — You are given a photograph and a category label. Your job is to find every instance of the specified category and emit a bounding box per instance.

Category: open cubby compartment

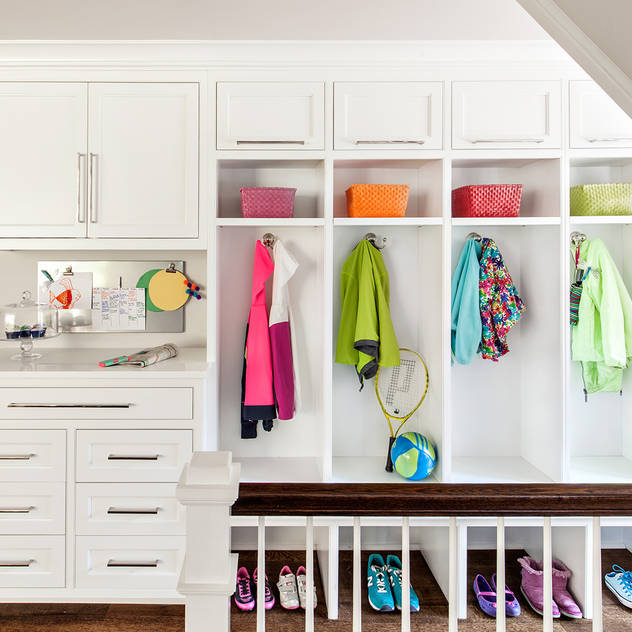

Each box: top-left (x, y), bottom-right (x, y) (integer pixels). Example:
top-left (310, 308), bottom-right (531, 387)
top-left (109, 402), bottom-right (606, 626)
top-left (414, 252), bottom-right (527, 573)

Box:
top-left (459, 518), bottom-right (592, 621)
top-left (452, 158), bottom-right (561, 218)
top-left (450, 225), bottom-right (563, 483)
top-left (216, 158), bottom-right (325, 218)
top-left (333, 159), bottom-right (443, 218)
top-left (338, 518), bottom-right (449, 625)
top-left (216, 225), bottom-right (326, 481)
top-left (567, 223), bottom-right (632, 483)
top-left (331, 224), bottom-right (444, 483)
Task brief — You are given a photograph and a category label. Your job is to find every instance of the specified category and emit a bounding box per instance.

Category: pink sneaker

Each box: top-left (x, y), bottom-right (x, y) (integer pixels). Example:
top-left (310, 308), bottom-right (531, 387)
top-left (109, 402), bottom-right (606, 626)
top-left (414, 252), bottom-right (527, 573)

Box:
top-left (518, 556), bottom-right (560, 618)
top-left (234, 566), bottom-right (255, 611)
top-left (253, 568), bottom-right (275, 610)
top-left (552, 559), bottom-right (582, 618)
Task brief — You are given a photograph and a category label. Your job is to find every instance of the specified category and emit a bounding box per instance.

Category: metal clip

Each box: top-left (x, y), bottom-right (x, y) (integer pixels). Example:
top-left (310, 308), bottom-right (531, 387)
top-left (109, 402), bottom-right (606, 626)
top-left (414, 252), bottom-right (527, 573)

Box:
top-left (62, 266), bottom-right (74, 276)
top-left (165, 263), bottom-right (178, 274)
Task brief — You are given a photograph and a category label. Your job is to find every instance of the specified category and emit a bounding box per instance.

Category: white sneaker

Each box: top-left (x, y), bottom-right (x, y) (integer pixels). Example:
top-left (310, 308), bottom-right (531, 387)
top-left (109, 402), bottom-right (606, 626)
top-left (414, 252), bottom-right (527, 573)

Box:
top-left (296, 565), bottom-right (317, 609)
top-left (277, 565), bottom-right (300, 610)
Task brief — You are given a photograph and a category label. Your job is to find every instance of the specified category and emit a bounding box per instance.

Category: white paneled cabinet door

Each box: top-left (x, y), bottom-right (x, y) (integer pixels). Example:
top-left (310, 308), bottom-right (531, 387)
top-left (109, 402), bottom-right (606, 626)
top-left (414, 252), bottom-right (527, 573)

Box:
top-left (570, 81), bottom-right (632, 147)
top-left (217, 82), bottom-right (324, 149)
top-left (334, 82), bottom-right (442, 149)
top-left (87, 83), bottom-right (198, 238)
top-left (0, 82), bottom-right (87, 238)
top-left (452, 81), bottom-right (561, 148)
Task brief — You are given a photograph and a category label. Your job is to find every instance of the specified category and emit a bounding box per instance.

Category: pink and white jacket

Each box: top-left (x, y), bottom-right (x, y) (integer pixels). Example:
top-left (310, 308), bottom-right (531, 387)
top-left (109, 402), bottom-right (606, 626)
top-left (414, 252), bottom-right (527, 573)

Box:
top-left (269, 240), bottom-right (300, 420)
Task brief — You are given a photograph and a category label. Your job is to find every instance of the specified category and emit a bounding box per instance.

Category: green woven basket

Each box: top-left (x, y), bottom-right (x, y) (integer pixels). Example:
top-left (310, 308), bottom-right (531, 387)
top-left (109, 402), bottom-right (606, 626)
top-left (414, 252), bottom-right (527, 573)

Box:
top-left (570, 183), bottom-right (632, 216)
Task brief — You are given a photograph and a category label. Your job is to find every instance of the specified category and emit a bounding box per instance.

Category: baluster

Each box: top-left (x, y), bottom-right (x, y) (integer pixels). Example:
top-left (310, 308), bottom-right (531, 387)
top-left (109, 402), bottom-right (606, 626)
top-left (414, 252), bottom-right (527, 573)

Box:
top-left (496, 517), bottom-right (506, 632)
top-left (592, 517), bottom-right (603, 632)
top-left (449, 516), bottom-right (458, 632)
top-left (257, 515), bottom-right (266, 632)
top-left (305, 516), bottom-right (315, 632)
top-left (543, 517), bottom-right (553, 632)
top-left (401, 516), bottom-right (411, 632)
top-left (353, 516), bottom-right (362, 632)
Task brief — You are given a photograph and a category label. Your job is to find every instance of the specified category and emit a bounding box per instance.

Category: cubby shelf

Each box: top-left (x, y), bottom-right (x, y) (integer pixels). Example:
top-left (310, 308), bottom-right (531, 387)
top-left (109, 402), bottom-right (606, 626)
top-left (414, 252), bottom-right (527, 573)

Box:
top-left (451, 217), bottom-right (561, 226)
top-left (332, 457), bottom-right (439, 484)
top-left (217, 217), bottom-right (326, 226)
top-left (333, 217), bottom-right (443, 226)
top-left (570, 215), bottom-right (632, 224)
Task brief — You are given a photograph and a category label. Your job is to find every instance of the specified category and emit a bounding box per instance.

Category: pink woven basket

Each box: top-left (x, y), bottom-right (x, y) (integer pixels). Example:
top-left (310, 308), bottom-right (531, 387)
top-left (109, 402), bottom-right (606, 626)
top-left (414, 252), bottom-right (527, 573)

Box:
top-left (240, 187), bottom-right (296, 218)
top-left (452, 184), bottom-right (523, 218)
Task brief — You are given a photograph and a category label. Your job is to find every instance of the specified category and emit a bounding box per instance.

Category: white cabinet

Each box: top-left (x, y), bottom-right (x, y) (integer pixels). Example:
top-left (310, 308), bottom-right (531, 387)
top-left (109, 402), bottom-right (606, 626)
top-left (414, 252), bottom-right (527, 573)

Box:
top-left (217, 82), bottom-right (324, 150)
top-left (0, 83), bottom-right (87, 238)
top-left (570, 81), bottom-right (632, 147)
top-left (88, 83), bottom-right (199, 238)
top-left (0, 535), bottom-right (65, 588)
top-left (452, 81), bottom-right (561, 148)
top-left (334, 82), bottom-right (442, 150)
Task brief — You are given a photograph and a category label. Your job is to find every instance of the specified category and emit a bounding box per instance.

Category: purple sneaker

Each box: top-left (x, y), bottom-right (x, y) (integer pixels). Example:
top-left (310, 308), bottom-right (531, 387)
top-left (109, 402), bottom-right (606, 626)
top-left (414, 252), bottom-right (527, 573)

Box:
top-left (234, 566), bottom-right (255, 611)
top-left (473, 574), bottom-right (497, 617)
top-left (518, 556), bottom-right (560, 618)
top-left (253, 567), bottom-right (275, 610)
top-left (491, 573), bottom-right (521, 617)
top-left (552, 559), bottom-right (582, 619)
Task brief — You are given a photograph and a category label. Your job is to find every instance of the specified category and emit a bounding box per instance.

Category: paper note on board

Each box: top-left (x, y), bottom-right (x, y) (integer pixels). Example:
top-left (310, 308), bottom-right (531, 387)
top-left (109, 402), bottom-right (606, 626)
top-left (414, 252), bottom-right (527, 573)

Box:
top-left (45, 272), bottom-right (93, 310)
top-left (92, 288), bottom-right (146, 331)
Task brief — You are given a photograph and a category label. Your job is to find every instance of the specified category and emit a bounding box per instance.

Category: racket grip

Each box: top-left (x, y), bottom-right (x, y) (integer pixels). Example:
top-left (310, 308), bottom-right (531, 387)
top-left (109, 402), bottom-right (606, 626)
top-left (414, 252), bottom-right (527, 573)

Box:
top-left (385, 436), bottom-right (396, 472)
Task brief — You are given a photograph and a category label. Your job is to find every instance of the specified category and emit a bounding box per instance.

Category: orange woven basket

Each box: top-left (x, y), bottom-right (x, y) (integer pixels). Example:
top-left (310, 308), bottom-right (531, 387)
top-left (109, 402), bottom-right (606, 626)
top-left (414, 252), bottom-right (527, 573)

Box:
top-left (346, 184), bottom-right (410, 218)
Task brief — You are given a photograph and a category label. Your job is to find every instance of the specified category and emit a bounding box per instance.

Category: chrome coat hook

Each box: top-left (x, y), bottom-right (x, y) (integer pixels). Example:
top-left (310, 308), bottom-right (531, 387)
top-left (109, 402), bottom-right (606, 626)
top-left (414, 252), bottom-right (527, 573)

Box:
top-left (262, 233), bottom-right (276, 249)
top-left (365, 232), bottom-right (387, 250)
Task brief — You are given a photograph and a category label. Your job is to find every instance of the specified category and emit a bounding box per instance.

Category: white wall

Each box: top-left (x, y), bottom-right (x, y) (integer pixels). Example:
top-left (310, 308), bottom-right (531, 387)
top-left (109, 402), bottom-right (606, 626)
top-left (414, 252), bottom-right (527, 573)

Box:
top-left (0, 0), bottom-right (549, 40)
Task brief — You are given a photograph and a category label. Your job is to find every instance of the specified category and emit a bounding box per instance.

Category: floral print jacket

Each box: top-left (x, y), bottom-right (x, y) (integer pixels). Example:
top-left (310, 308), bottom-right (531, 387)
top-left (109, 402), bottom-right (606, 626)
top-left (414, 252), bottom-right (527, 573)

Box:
top-left (479, 238), bottom-right (525, 361)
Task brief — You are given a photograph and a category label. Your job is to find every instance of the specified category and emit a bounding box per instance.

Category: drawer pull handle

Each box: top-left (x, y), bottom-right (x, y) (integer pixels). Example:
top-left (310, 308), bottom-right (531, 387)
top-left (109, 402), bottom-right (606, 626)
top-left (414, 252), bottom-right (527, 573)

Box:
top-left (107, 507), bottom-right (160, 515)
top-left (235, 140), bottom-right (305, 145)
top-left (469, 138), bottom-right (545, 144)
top-left (107, 559), bottom-right (160, 568)
top-left (0, 560), bottom-right (33, 567)
top-left (107, 454), bottom-right (161, 461)
top-left (0, 454), bottom-right (34, 460)
top-left (353, 139), bottom-right (426, 145)
top-left (0, 506), bottom-right (34, 514)
top-left (8, 403), bottom-right (132, 409)
top-left (587, 137), bottom-right (632, 142)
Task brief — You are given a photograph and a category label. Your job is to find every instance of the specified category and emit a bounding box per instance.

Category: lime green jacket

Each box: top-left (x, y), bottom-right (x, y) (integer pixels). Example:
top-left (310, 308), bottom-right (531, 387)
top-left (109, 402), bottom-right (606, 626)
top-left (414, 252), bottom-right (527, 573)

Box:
top-left (572, 238), bottom-right (632, 393)
top-left (335, 239), bottom-right (400, 384)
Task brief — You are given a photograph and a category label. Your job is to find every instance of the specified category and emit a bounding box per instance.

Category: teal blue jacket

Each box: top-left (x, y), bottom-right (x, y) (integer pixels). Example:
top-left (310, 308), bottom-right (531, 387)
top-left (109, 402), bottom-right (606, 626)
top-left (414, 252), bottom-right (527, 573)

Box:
top-left (451, 238), bottom-right (482, 365)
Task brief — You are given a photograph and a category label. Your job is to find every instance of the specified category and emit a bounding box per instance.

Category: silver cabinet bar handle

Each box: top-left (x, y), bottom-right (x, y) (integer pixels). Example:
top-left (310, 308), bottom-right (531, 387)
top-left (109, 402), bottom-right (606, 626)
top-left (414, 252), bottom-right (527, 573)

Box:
top-left (8, 403), bottom-right (131, 409)
top-left (587, 137), bottom-right (632, 142)
top-left (77, 153), bottom-right (86, 223)
top-left (470, 138), bottom-right (545, 144)
top-left (107, 454), bottom-right (161, 461)
top-left (236, 140), bottom-right (305, 145)
top-left (107, 507), bottom-right (160, 515)
top-left (107, 559), bottom-right (159, 568)
top-left (0, 560), bottom-right (33, 567)
top-left (89, 152), bottom-right (97, 223)
top-left (353, 139), bottom-right (426, 145)
top-left (0, 454), bottom-right (34, 460)
top-left (0, 506), bottom-right (34, 514)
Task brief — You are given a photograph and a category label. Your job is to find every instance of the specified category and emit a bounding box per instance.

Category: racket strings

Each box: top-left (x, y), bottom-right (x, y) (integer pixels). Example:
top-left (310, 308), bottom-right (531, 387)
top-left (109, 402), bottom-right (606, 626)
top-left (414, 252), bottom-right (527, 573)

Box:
top-left (377, 351), bottom-right (427, 418)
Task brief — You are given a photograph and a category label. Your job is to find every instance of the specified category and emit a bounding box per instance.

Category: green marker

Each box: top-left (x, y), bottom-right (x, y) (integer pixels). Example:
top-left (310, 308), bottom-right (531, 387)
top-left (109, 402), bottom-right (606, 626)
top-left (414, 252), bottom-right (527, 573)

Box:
top-left (99, 355), bottom-right (130, 368)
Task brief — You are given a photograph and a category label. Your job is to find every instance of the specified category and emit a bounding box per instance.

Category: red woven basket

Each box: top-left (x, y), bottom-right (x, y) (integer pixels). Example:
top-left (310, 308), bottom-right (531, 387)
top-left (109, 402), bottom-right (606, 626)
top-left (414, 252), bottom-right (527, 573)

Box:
top-left (240, 187), bottom-right (296, 218)
top-left (452, 184), bottom-right (523, 218)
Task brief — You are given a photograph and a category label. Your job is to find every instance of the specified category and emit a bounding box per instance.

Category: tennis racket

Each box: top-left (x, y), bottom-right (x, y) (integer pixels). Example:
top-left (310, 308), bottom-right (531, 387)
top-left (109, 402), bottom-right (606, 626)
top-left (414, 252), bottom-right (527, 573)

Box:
top-left (375, 348), bottom-right (429, 472)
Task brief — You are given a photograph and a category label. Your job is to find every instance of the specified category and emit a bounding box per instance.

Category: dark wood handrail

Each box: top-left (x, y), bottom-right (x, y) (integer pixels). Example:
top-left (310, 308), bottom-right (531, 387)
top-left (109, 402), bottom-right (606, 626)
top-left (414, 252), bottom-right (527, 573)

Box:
top-left (233, 483), bottom-right (632, 517)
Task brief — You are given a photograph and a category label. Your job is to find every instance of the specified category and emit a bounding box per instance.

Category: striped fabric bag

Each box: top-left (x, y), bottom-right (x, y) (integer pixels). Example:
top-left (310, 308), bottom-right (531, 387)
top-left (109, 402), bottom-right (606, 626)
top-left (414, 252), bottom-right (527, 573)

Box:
top-left (570, 283), bottom-right (582, 326)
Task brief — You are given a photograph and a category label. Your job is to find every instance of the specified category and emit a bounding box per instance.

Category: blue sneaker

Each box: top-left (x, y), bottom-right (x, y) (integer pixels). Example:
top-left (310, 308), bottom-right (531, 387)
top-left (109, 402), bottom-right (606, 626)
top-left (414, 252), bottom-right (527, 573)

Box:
top-left (385, 555), bottom-right (420, 612)
top-left (367, 554), bottom-right (394, 612)
top-left (605, 565), bottom-right (632, 609)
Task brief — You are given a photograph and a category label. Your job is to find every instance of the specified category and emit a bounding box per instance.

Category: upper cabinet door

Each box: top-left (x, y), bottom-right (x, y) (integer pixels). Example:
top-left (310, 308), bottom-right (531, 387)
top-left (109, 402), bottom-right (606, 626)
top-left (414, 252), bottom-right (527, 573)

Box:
top-left (217, 82), bottom-right (324, 150)
top-left (570, 81), bottom-right (632, 148)
top-left (334, 82), bottom-right (442, 150)
top-left (88, 83), bottom-right (199, 239)
top-left (0, 83), bottom-right (88, 238)
top-left (452, 81), bottom-right (561, 149)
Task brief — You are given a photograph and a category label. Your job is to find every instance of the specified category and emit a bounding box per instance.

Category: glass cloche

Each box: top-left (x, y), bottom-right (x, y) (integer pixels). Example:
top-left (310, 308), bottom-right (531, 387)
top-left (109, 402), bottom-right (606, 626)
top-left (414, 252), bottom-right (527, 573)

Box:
top-left (0, 291), bottom-right (60, 360)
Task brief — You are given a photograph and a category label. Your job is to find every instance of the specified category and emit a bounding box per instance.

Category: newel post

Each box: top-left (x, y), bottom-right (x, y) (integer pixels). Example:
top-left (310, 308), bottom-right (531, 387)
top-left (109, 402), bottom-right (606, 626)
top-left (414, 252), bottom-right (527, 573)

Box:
top-left (176, 451), bottom-right (241, 632)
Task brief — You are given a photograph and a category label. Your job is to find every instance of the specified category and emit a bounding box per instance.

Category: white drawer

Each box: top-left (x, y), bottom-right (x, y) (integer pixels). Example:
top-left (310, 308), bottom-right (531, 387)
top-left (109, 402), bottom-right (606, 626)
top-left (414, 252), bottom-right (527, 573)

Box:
top-left (76, 483), bottom-right (184, 535)
top-left (0, 429), bottom-right (65, 481)
top-left (0, 387), bottom-right (192, 420)
top-left (570, 81), bottom-right (632, 148)
top-left (217, 82), bottom-right (324, 150)
top-left (0, 482), bottom-right (64, 535)
top-left (76, 429), bottom-right (192, 483)
top-left (452, 80), bottom-right (561, 149)
top-left (0, 535), bottom-right (64, 587)
top-left (76, 535), bottom-right (184, 590)
top-left (334, 82), bottom-right (442, 150)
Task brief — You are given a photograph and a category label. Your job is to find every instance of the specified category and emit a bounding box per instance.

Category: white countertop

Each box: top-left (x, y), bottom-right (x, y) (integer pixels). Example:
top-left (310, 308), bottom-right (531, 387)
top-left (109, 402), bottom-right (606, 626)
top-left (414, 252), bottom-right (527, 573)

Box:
top-left (0, 347), bottom-right (209, 378)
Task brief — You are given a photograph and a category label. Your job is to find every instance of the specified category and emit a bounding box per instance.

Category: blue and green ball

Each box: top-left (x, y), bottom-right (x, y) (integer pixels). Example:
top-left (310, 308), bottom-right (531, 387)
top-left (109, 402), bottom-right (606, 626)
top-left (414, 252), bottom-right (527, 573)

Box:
top-left (391, 432), bottom-right (437, 480)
